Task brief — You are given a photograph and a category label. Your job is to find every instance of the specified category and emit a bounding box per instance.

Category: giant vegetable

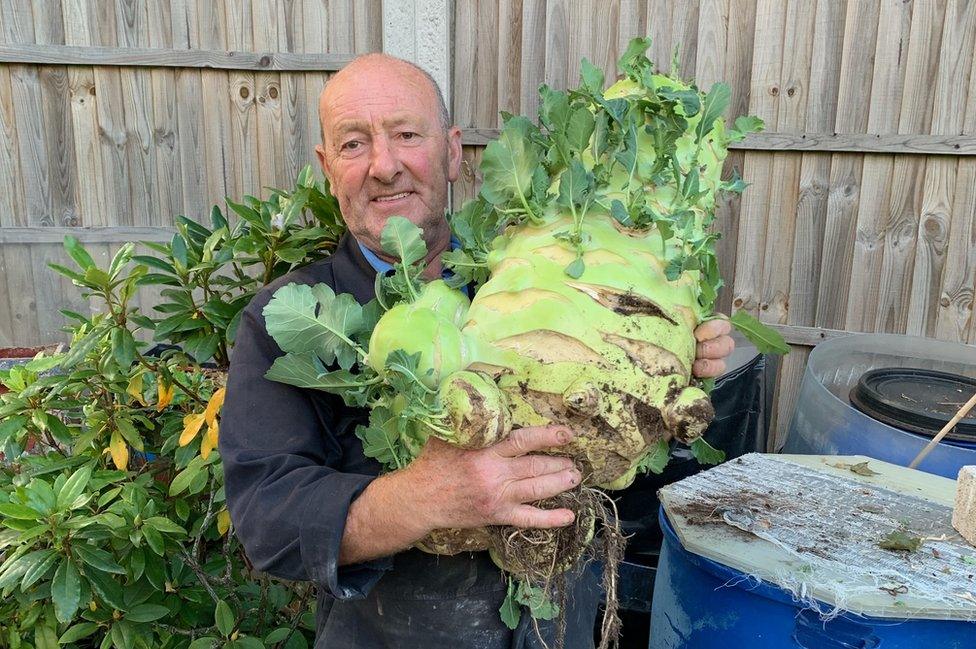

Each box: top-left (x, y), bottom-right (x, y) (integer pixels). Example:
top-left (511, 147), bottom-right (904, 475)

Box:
top-left (262, 39), bottom-right (782, 645)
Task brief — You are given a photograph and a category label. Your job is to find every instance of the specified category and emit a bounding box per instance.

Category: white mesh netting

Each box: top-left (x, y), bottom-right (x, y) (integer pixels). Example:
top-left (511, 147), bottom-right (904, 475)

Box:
top-left (659, 454), bottom-right (976, 621)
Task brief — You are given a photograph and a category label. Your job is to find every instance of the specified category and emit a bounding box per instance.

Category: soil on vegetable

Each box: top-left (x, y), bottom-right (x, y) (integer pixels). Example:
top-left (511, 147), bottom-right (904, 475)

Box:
top-left (611, 292), bottom-right (676, 325)
top-left (632, 401), bottom-right (664, 441)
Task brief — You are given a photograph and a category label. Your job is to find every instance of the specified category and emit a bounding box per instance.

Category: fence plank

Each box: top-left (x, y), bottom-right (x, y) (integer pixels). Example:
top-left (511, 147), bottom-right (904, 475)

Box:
top-left (225, 0), bottom-right (259, 204)
top-left (0, 62), bottom-right (20, 342)
top-left (935, 156), bottom-right (976, 341)
top-left (91, 2), bottom-right (130, 227)
top-left (845, 0), bottom-right (913, 332)
top-left (116, 0), bottom-right (156, 229)
top-left (61, 0), bottom-right (105, 228)
top-left (711, 0), bottom-right (756, 314)
top-left (789, 0), bottom-right (847, 329)
top-left (301, 0), bottom-right (329, 189)
top-left (1, 244), bottom-right (38, 345)
top-left (731, 0), bottom-right (786, 316)
top-left (519, 0), bottom-right (547, 122)
top-left (760, 0), bottom-right (816, 326)
top-left (0, 61), bottom-right (25, 226)
top-left (815, 0), bottom-right (881, 329)
top-left (875, 0), bottom-right (948, 334)
top-left (497, 0), bottom-right (524, 120)
top-left (196, 3), bottom-right (231, 213)
top-left (0, 43), bottom-right (351, 71)
top-left (278, 1), bottom-right (309, 185)
top-left (253, 1), bottom-right (286, 193)
top-left (907, 0), bottom-right (976, 336)
top-left (936, 45), bottom-right (976, 342)
top-left (147, 0), bottom-right (184, 225)
top-left (169, 3), bottom-right (206, 223)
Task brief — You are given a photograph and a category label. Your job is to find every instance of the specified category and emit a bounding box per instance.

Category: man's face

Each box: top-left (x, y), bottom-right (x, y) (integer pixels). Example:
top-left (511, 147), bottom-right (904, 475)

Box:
top-left (315, 60), bottom-right (462, 254)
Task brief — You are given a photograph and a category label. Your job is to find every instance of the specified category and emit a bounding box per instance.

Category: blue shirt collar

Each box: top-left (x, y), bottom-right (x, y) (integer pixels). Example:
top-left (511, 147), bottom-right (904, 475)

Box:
top-left (357, 235), bottom-right (463, 282)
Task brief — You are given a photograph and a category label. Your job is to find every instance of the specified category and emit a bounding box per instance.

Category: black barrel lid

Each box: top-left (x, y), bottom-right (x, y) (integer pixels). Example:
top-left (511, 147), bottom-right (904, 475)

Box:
top-left (849, 368), bottom-right (976, 442)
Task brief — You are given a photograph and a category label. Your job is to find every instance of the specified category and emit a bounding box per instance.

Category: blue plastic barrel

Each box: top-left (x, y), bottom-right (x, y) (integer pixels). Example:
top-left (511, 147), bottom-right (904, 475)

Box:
top-left (649, 508), bottom-right (976, 649)
top-left (784, 334), bottom-right (976, 478)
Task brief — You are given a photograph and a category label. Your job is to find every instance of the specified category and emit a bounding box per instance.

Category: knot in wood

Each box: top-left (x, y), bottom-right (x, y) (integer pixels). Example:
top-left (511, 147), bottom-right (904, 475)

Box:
top-left (239, 86), bottom-right (250, 99)
top-left (259, 55), bottom-right (271, 67)
top-left (769, 85), bottom-right (779, 96)
top-left (268, 85), bottom-right (279, 100)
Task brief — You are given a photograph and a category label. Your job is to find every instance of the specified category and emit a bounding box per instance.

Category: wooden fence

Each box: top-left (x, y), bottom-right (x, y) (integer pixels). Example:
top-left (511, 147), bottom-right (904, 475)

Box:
top-left (2, 0), bottom-right (976, 443)
top-left (0, 0), bottom-right (379, 345)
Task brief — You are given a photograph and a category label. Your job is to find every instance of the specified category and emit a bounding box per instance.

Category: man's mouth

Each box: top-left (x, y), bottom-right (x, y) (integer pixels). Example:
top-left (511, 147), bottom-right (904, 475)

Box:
top-left (372, 191), bottom-right (413, 203)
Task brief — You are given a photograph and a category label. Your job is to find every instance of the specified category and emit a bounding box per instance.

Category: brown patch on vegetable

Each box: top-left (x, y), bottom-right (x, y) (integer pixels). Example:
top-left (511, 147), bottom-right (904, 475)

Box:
top-left (632, 400), bottom-right (665, 443)
top-left (602, 332), bottom-right (687, 378)
top-left (565, 282), bottom-right (677, 324)
top-left (494, 330), bottom-right (610, 368)
top-left (665, 398), bottom-right (714, 443)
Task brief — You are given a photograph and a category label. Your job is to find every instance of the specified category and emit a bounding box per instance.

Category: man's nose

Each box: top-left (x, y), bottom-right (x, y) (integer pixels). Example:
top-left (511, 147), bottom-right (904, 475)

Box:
top-left (368, 136), bottom-right (401, 183)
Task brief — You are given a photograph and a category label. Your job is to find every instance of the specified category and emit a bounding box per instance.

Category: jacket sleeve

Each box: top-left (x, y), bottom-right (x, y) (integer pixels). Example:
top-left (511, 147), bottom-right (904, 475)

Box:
top-left (219, 302), bottom-right (393, 600)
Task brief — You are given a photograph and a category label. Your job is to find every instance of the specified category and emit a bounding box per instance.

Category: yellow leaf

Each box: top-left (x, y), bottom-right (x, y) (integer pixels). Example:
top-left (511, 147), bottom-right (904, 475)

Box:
top-left (126, 372), bottom-right (145, 405)
top-left (203, 387), bottom-right (227, 427)
top-left (217, 509), bottom-right (231, 536)
top-left (179, 413), bottom-right (206, 447)
top-left (109, 430), bottom-right (128, 471)
top-left (157, 379), bottom-right (175, 412)
top-left (201, 422), bottom-right (219, 460)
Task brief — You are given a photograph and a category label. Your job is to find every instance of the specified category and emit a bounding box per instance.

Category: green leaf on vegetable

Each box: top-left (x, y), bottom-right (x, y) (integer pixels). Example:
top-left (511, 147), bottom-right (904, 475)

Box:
top-left (480, 116), bottom-right (542, 217)
top-left (263, 283), bottom-right (365, 369)
top-left (690, 438), bottom-right (725, 466)
top-left (636, 438), bottom-right (671, 475)
top-left (695, 82), bottom-right (731, 143)
top-left (729, 311), bottom-right (790, 355)
top-left (379, 216), bottom-right (427, 267)
top-left (499, 578), bottom-right (522, 630)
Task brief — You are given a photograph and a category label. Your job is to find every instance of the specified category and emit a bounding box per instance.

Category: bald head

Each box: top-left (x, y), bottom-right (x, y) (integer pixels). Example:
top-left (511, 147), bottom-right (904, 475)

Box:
top-left (319, 53), bottom-right (450, 144)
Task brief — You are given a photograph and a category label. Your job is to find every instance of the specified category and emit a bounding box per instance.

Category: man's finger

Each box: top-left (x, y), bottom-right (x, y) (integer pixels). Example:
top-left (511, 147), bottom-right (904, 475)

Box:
top-left (508, 468), bottom-right (581, 504)
top-left (696, 334), bottom-right (735, 360)
top-left (493, 425), bottom-right (574, 458)
top-left (694, 317), bottom-right (732, 342)
top-left (693, 358), bottom-right (726, 379)
top-left (506, 504), bottom-right (576, 529)
top-left (510, 454), bottom-right (576, 479)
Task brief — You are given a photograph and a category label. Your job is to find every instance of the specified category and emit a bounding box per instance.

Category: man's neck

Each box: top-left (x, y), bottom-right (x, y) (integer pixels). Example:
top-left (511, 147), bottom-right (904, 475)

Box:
top-left (359, 222), bottom-right (452, 279)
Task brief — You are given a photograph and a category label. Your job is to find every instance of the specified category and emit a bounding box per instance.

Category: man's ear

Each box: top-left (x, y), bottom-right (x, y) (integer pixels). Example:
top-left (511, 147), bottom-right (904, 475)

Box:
top-left (446, 126), bottom-right (462, 183)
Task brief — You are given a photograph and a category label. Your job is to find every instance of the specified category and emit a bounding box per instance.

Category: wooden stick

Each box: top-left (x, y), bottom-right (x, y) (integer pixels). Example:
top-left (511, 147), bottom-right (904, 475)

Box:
top-left (908, 390), bottom-right (976, 469)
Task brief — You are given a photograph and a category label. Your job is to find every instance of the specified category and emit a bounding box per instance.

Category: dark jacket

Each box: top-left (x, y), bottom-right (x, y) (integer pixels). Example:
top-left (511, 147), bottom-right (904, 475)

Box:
top-left (220, 233), bottom-right (600, 648)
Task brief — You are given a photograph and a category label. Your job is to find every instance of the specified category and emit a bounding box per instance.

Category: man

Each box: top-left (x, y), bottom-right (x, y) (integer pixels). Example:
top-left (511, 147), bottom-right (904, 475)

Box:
top-left (221, 53), bottom-right (734, 649)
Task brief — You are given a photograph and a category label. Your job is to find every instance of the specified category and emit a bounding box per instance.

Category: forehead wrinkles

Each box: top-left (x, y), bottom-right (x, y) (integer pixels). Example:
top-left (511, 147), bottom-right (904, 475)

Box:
top-left (320, 64), bottom-right (439, 141)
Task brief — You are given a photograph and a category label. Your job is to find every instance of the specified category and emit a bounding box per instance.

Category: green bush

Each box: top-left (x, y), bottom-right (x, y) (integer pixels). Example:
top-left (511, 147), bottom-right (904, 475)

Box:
top-left (0, 169), bottom-right (345, 649)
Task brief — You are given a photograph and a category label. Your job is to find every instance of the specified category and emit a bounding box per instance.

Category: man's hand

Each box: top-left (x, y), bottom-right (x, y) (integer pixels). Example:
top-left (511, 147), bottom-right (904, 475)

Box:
top-left (405, 425), bottom-right (579, 531)
top-left (693, 317), bottom-right (735, 378)
top-left (338, 425), bottom-right (579, 565)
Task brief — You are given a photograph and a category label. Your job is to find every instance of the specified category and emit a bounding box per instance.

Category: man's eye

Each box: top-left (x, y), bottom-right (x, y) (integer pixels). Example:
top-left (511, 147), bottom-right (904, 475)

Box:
top-left (340, 140), bottom-right (361, 152)
top-left (400, 132), bottom-right (418, 141)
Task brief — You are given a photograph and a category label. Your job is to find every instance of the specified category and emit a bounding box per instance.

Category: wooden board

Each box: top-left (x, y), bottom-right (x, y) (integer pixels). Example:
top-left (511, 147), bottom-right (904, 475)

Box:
top-left (660, 453), bottom-right (974, 620)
